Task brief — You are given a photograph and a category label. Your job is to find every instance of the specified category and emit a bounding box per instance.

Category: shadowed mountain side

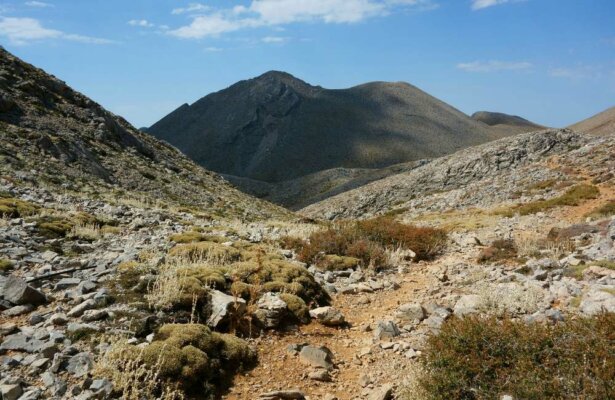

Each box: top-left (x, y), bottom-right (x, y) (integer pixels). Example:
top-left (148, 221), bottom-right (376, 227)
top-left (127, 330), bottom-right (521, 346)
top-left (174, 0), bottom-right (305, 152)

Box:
top-left (149, 72), bottom-right (517, 183)
top-left (223, 159), bottom-right (429, 210)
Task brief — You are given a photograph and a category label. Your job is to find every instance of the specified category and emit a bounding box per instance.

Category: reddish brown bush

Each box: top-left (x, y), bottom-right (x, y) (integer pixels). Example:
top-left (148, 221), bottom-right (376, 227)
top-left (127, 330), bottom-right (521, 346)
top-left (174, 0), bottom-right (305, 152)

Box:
top-left (285, 217), bottom-right (447, 269)
top-left (477, 239), bottom-right (517, 263)
top-left (417, 313), bottom-right (615, 400)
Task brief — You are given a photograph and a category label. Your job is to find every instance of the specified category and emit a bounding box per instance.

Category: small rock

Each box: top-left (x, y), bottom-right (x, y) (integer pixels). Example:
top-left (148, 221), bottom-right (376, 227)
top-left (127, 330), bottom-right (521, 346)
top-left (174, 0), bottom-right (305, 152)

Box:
top-left (308, 369), bottom-right (331, 381)
top-left (309, 306), bottom-right (345, 326)
top-left (299, 345), bottom-right (334, 370)
top-left (374, 321), bottom-right (400, 340)
top-left (66, 352), bottom-right (93, 377)
top-left (259, 389), bottom-right (306, 399)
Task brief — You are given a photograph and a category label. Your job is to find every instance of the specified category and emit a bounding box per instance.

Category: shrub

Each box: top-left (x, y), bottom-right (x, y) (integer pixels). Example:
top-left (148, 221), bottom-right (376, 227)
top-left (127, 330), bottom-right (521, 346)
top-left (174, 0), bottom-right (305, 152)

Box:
top-left (288, 217), bottom-right (447, 268)
top-left (585, 200), bottom-right (615, 219)
top-left (415, 313), bottom-right (615, 400)
top-left (357, 217), bottom-right (448, 260)
top-left (169, 231), bottom-right (206, 244)
top-left (477, 239), bottom-right (517, 263)
top-left (317, 254), bottom-right (361, 271)
top-left (499, 184), bottom-right (600, 217)
top-left (98, 324), bottom-right (256, 398)
top-left (0, 198), bottom-right (39, 218)
top-left (168, 242), bottom-right (241, 264)
top-left (0, 258), bottom-right (13, 272)
top-left (279, 293), bottom-right (310, 323)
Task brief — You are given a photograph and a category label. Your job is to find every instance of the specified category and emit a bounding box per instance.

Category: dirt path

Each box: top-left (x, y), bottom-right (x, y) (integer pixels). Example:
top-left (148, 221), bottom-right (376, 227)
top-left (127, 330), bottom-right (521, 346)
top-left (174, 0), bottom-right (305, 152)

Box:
top-left (225, 262), bottom-right (437, 399)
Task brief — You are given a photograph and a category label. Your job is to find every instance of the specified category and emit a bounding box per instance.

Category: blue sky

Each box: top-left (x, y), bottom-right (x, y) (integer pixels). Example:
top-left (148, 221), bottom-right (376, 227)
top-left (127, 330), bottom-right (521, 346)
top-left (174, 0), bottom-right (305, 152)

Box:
top-left (0, 0), bottom-right (613, 128)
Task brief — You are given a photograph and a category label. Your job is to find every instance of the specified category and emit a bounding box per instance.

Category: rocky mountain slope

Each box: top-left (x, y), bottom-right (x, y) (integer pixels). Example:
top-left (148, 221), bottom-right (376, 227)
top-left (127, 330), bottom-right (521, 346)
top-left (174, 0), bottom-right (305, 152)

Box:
top-left (148, 72), bottom-right (516, 183)
top-left (569, 105), bottom-right (615, 136)
top-left (1, 47), bottom-right (613, 400)
top-left (300, 129), bottom-right (613, 219)
top-left (0, 47), bottom-right (287, 221)
top-left (471, 110), bottom-right (544, 135)
top-left (224, 159), bottom-right (428, 210)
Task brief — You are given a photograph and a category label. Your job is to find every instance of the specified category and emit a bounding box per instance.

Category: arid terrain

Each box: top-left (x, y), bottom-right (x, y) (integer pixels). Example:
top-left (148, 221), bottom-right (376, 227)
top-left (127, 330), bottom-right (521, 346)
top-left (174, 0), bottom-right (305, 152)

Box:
top-left (0, 47), bottom-right (614, 400)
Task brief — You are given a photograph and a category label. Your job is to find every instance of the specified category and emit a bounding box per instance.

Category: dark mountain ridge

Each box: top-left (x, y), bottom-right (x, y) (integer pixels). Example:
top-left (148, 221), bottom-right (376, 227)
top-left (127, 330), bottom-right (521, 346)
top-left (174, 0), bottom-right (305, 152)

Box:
top-left (149, 71), bottom-right (518, 183)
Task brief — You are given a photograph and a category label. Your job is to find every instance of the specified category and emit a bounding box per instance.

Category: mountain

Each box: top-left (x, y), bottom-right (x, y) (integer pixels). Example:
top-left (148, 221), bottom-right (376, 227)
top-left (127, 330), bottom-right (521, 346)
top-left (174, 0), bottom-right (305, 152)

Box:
top-left (0, 47), bottom-right (285, 220)
top-left (471, 111), bottom-right (544, 134)
top-left (568, 106), bottom-right (615, 136)
top-left (149, 71), bottom-right (517, 183)
top-left (300, 129), bottom-right (612, 220)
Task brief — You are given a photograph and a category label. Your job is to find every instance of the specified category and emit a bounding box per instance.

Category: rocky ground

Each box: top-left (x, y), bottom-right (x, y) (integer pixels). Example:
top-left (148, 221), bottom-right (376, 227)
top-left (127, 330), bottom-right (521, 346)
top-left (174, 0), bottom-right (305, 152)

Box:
top-left (0, 46), bottom-right (614, 400)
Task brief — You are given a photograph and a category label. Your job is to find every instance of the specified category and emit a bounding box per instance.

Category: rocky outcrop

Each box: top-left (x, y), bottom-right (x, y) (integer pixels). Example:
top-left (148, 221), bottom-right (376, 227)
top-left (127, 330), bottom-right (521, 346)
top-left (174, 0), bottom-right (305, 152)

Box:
top-left (301, 129), bottom-right (586, 219)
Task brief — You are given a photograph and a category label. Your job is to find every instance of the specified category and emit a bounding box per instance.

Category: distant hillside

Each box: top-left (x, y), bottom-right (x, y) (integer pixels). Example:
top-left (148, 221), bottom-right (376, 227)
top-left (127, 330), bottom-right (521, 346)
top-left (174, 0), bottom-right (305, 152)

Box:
top-left (471, 111), bottom-right (544, 134)
top-left (149, 72), bottom-right (518, 183)
top-left (0, 47), bottom-right (286, 220)
top-left (300, 129), bottom-right (589, 220)
top-left (569, 106), bottom-right (615, 136)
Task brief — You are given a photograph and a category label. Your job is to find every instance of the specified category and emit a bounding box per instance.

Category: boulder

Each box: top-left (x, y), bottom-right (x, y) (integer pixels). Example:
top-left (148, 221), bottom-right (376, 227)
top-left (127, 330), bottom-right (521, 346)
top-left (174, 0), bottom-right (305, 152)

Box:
top-left (2, 277), bottom-right (47, 306)
top-left (395, 303), bottom-right (425, 321)
top-left (453, 295), bottom-right (482, 316)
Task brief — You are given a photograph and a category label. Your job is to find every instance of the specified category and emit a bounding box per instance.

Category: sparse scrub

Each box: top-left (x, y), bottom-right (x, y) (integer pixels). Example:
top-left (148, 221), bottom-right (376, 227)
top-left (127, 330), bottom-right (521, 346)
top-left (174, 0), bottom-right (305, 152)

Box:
top-left (477, 239), bottom-right (517, 263)
top-left (0, 197), bottom-right (40, 218)
top-left (412, 313), bottom-right (615, 400)
top-left (168, 241), bottom-right (241, 264)
top-left (69, 222), bottom-right (101, 241)
top-left (284, 217), bottom-right (447, 269)
top-left (497, 184), bottom-right (600, 217)
top-left (169, 231), bottom-right (207, 244)
top-left (0, 258), bottom-right (13, 272)
top-left (585, 200), bottom-right (615, 219)
top-left (96, 324), bottom-right (256, 398)
top-left (476, 282), bottom-right (545, 315)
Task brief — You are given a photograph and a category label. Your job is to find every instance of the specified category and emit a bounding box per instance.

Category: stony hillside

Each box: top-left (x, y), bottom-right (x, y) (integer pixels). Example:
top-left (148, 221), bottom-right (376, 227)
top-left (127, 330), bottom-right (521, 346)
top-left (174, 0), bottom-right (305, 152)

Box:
top-left (0, 47), bottom-right (287, 221)
top-left (569, 105), bottom-right (615, 136)
top-left (224, 160), bottom-right (428, 210)
top-left (300, 129), bottom-right (612, 219)
top-left (148, 72), bottom-right (515, 183)
top-left (1, 47), bottom-right (613, 400)
top-left (471, 110), bottom-right (544, 135)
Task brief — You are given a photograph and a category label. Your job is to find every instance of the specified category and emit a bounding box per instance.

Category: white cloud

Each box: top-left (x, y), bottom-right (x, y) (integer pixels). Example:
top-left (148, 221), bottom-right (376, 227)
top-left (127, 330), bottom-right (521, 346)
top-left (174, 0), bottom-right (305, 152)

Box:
top-left (261, 35), bottom-right (288, 43)
top-left (128, 19), bottom-right (155, 28)
top-left (0, 16), bottom-right (113, 45)
top-left (457, 60), bottom-right (532, 72)
top-left (549, 65), bottom-right (604, 80)
top-left (172, 3), bottom-right (211, 15)
top-left (204, 46), bottom-right (223, 52)
top-left (471, 0), bottom-right (526, 10)
top-left (25, 1), bottom-right (53, 8)
top-left (168, 0), bottom-right (436, 39)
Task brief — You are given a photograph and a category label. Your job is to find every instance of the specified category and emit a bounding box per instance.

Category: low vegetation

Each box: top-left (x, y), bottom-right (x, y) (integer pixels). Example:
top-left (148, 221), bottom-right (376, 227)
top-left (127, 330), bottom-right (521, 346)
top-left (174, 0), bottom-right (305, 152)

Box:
top-left (0, 258), bottom-right (13, 272)
top-left (96, 324), bottom-right (256, 399)
top-left (0, 197), bottom-right (40, 218)
top-left (585, 200), bottom-right (615, 219)
top-left (281, 217), bottom-right (447, 270)
top-left (497, 184), bottom-right (600, 217)
top-left (412, 313), bottom-right (615, 400)
top-left (477, 239), bottom-right (517, 264)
